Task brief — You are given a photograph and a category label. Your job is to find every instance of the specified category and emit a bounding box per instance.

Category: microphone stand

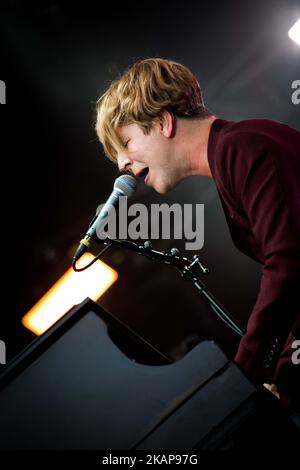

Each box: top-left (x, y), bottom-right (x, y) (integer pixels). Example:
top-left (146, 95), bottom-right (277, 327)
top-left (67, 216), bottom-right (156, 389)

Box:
top-left (98, 238), bottom-right (244, 337)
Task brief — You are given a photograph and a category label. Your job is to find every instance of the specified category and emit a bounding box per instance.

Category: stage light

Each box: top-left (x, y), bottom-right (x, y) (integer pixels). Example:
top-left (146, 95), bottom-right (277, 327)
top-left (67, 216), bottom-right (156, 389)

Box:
top-left (288, 18), bottom-right (300, 46)
top-left (22, 253), bottom-right (118, 335)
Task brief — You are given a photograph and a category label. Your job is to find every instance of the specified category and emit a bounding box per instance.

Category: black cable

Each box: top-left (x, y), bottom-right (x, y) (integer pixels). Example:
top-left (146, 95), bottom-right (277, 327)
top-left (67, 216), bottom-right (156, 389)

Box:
top-left (72, 238), bottom-right (244, 337)
top-left (72, 243), bottom-right (113, 272)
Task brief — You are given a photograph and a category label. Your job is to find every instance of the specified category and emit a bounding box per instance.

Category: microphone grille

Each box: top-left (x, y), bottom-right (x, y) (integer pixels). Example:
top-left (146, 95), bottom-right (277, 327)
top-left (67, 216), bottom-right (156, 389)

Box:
top-left (114, 175), bottom-right (137, 197)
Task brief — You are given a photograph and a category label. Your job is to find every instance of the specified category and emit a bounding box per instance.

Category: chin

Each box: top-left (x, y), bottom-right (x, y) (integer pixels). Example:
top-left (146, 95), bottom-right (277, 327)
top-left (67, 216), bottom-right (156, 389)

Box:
top-left (154, 186), bottom-right (167, 194)
top-left (153, 183), bottom-right (171, 195)
top-left (156, 180), bottom-right (178, 194)
top-left (150, 175), bottom-right (178, 194)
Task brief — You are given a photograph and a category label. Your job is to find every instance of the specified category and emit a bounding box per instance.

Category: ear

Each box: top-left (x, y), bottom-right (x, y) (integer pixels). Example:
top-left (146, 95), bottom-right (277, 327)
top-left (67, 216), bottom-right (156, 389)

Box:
top-left (159, 111), bottom-right (175, 138)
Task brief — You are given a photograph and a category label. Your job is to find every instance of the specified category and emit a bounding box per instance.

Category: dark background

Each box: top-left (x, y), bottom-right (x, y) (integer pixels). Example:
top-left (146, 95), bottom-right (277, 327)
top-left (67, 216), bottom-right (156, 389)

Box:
top-left (0, 0), bottom-right (299, 364)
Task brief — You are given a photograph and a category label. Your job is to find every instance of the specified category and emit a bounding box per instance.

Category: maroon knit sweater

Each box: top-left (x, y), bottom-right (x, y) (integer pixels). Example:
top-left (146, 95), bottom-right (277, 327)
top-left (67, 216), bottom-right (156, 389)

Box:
top-left (207, 118), bottom-right (300, 386)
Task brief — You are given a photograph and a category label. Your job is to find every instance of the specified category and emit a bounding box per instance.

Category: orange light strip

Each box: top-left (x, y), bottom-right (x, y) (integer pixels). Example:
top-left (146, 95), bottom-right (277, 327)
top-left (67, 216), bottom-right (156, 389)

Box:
top-left (22, 253), bottom-right (118, 335)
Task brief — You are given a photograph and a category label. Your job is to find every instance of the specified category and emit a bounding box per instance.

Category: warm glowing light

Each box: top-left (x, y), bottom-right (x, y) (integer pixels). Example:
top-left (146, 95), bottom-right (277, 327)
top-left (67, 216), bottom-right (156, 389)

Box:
top-left (288, 18), bottom-right (300, 46)
top-left (22, 254), bottom-right (118, 335)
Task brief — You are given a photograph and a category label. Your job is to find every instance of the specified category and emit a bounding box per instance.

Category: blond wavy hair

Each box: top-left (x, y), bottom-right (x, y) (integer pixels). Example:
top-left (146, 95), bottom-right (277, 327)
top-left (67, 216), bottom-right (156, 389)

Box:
top-left (95, 58), bottom-right (211, 162)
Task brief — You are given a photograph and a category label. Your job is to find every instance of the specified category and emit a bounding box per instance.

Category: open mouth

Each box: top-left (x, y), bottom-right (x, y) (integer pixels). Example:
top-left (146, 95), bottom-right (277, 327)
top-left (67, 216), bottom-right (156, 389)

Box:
top-left (137, 167), bottom-right (149, 182)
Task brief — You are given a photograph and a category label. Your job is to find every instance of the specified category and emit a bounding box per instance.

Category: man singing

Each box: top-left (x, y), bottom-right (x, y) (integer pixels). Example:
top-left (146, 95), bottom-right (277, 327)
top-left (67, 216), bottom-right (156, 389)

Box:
top-left (95, 58), bottom-right (300, 408)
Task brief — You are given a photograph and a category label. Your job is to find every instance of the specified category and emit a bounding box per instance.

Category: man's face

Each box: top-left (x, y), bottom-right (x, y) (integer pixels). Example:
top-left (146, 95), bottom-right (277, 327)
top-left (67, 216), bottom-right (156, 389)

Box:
top-left (117, 121), bottom-right (182, 194)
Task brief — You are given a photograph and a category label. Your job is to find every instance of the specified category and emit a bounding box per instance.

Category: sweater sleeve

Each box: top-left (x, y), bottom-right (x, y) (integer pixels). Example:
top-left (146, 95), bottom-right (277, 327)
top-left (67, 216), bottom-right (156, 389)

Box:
top-left (232, 137), bottom-right (300, 385)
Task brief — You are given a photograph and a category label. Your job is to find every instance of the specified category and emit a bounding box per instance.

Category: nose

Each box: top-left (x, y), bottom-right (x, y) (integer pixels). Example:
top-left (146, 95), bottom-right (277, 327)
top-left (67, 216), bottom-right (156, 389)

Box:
top-left (117, 152), bottom-right (133, 173)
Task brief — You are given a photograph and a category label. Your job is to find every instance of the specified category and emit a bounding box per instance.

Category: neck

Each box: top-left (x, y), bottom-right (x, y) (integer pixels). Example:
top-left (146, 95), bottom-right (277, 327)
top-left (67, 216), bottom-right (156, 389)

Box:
top-left (176, 115), bottom-right (217, 178)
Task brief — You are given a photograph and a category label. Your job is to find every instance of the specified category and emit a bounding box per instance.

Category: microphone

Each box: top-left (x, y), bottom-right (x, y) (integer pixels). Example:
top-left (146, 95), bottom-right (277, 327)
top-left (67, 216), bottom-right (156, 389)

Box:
top-left (73, 175), bottom-right (137, 263)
